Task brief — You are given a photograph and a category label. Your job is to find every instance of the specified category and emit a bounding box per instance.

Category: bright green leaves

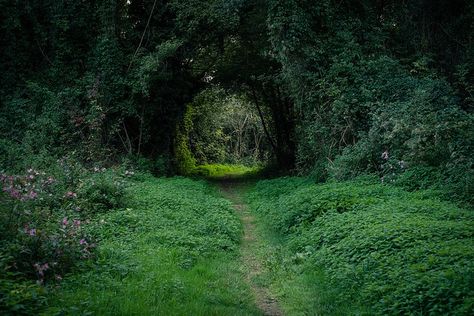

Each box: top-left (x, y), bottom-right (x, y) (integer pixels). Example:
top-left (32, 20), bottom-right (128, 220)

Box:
top-left (248, 177), bottom-right (474, 315)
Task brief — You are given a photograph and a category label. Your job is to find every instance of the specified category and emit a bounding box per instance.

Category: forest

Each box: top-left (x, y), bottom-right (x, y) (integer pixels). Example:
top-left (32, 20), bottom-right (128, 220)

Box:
top-left (0, 0), bottom-right (473, 315)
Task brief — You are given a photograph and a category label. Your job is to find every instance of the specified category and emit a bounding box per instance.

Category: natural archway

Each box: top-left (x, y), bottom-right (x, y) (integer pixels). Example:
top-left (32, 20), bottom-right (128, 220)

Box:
top-left (174, 87), bottom-right (272, 176)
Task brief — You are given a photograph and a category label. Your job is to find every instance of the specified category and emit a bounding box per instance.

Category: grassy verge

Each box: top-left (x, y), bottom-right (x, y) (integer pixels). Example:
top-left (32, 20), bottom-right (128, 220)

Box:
top-left (247, 177), bottom-right (474, 315)
top-left (44, 176), bottom-right (260, 315)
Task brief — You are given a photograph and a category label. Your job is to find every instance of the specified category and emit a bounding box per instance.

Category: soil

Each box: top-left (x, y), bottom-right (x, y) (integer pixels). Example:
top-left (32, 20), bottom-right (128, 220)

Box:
top-left (218, 180), bottom-right (283, 316)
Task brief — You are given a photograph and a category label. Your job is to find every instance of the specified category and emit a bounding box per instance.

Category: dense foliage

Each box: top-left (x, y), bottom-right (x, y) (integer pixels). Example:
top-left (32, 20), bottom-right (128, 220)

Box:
top-left (267, 0), bottom-right (473, 203)
top-left (1, 0), bottom-right (472, 199)
top-left (188, 89), bottom-right (270, 166)
top-left (0, 161), bottom-right (129, 314)
top-left (248, 177), bottom-right (474, 315)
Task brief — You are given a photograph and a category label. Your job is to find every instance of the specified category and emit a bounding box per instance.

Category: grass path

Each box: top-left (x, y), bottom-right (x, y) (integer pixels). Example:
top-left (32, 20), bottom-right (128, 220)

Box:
top-left (217, 179), bottom-right (283, 316)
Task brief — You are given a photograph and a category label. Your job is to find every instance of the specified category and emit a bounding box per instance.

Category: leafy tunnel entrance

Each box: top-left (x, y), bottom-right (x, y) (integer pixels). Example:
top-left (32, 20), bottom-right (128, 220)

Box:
top-left (174, 87), bottom-right (272, 177)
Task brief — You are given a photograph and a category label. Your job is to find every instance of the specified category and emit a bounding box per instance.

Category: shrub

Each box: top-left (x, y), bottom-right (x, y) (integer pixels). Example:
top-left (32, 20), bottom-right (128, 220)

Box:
top-left (0, 162), bottom-right (128, 314)
top-left (294, 51), bottom-right (473, 205)
top-left (76, 169), bottom-right (127, 215)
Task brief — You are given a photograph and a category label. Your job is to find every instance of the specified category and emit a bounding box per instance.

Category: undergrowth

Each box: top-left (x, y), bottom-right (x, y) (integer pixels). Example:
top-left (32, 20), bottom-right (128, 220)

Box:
top-left (0, 161), bottom-right (129, 315)
top-left (44, 176), bottom-right (260, 315)
top-left (247, 177), bottom-right (474, 315)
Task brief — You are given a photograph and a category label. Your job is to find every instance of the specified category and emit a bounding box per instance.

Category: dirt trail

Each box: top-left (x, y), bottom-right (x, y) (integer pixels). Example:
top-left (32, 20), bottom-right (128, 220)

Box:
top-left (218, 180), bottom-right (283, 316)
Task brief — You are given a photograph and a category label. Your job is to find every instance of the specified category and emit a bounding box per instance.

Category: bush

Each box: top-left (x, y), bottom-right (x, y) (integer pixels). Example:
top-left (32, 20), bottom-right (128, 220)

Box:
top-left (76, 170), bottom-right (127, 214)
top-left (294, 51), bottom-right (474, 205)
top-left (0, 162), bottom-right (128, 314)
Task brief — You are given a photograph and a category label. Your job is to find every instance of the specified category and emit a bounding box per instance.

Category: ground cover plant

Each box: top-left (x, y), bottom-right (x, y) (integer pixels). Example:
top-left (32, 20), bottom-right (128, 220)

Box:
top-left (43, 176), bottom-right (260, 315)
top-left (247, 177), bottom-right (474, 315)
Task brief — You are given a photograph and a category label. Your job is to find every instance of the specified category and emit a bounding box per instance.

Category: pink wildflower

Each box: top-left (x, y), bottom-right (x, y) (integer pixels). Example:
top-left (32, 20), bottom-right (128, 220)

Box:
top-left (73, 219), bottom-right (81, 227)
top-left (65, 191), bottom-right (77, 198)
top-left (28, 228), bottom-right (37, 236)
top-left (62, 217), bottom-right (69, 226)
top-left (79, 239), bottom-right (87, 245)
top-left (34, 262), bottom-right (49, 278)
top-left (10, 189), bottom-right (21, 200)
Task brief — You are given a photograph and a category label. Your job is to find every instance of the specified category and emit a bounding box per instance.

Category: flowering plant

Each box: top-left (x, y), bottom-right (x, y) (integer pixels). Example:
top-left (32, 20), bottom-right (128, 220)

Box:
top-left (0, 167), bottom-right (95, 285)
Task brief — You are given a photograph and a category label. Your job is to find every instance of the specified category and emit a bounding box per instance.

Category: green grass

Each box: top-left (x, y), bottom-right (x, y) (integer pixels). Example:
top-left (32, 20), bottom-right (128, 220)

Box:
top-left (43, 176), bottom-right (260, 315)
top-left (36, 174), bottom-right (474, 315)
top-left (247, 177), bottom-right (474, 315)
top-left (191, 164), bottom-right (263, 180)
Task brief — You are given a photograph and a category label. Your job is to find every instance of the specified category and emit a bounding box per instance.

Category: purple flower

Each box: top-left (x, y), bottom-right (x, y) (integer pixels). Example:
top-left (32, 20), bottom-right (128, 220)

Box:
top-left (79, 239), bottom-right (87, 245)
top-left (34, 262), bottom-right (49, 277)
top-left (73, 219), bottom-right (81, 227)
top-left (65, 191), bottom-right (77, 198)
top-left (10, 189), bottom-right (21, 199)
top-left (28, 228), bottom-right (37, 236)
top-left (62, 217), bottom-right (69, 226)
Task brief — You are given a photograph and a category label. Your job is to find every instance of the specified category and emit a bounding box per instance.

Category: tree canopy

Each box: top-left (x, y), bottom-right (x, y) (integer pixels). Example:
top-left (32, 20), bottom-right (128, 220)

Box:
top-left (0, 0), bottom-right (472, 200)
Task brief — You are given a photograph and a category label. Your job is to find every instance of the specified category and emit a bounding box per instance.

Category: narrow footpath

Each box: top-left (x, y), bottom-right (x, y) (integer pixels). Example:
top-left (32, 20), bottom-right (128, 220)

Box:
top-left (218, 180), bottom-right (283, 316)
